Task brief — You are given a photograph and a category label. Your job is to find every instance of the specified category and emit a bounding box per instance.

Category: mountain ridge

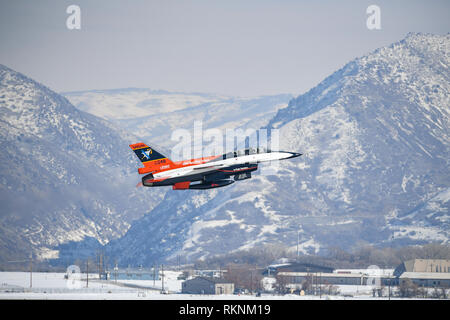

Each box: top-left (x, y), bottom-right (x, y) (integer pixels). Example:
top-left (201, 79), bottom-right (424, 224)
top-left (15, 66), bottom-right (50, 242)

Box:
top-left (0, 64), bottom-right (165, 263)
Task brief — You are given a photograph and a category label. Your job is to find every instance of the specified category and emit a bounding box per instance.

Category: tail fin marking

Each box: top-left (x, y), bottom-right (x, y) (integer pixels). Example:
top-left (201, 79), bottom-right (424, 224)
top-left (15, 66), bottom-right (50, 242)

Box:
top-left (130, 143), bottom-right (168, 163)
top-left (130, 142), bottom-right (173, 173)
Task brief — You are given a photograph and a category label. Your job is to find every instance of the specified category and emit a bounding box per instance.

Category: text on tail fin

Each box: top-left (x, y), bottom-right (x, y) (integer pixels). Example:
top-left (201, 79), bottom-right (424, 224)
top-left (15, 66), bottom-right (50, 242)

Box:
top-left (130, 143), bottom-right (168, 163)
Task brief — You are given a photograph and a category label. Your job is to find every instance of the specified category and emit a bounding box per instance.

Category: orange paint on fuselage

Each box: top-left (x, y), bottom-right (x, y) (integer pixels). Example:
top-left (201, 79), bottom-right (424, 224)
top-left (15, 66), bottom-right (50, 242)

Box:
top-left (138, 155), bottom-right (219, 175)
top-left (172, 181), bottom-right (191, 190)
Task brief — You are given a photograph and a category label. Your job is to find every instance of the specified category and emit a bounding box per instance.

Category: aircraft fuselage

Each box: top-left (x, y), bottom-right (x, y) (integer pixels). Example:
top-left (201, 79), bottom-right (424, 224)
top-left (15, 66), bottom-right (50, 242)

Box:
top-left (130, 143), bottom-right (301, 190)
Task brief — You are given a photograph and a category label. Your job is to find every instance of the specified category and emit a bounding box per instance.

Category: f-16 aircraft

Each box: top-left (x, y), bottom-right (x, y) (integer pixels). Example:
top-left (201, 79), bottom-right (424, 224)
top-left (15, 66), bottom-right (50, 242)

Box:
top-left (130, 142), bottom-right (301, 190)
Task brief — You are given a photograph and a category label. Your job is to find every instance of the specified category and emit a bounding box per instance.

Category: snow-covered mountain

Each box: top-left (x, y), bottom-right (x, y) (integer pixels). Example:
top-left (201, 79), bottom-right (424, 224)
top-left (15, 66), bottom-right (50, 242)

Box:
top-left (106, 33), bottom-right (449, 266)
top-left (64, 89), bottom-right (292, 156)
top-left (0, 65), bottom-right (165, 263)
top-left (0, 66), bottom-right (292, 265)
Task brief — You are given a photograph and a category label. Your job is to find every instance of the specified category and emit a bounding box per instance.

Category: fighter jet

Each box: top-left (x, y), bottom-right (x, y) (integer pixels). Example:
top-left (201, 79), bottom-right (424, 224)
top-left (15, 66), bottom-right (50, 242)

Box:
top-left (130, 142), bottom-right (301, 190)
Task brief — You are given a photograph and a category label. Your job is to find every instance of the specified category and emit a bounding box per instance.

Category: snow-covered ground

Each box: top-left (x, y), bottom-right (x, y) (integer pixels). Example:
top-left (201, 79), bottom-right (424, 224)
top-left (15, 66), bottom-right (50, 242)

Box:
top-left (0, 271), bottom-right (180, 300)
top-left (0, 271), bottom-right (182, 290)
top-left (0, 271), bottom-right (439, 300)
top-left (116, 270), bottom-right (183, 292)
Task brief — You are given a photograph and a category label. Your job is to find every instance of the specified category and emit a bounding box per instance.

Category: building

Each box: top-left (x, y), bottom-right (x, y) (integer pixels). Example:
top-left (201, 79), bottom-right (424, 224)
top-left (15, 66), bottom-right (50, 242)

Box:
top-left (264, 262), bottom-right (334, 276)
top-left (277, 260), bottom-right (450, 289)
top-left (182, 277), bottom-right (234, 295)
top-left (179, 269), bottom-right (226, 280)
top-left (278, 272), bottom-right (365, 286)
top-left (193, 269), bottom-right (225, 278)
top-left (399, 272), bottom-right (450, 287)
top-left (109, 267), bottom-right (160, 281)
top-left (277, 269), bottom-right (395, 288)
top-left (393, 259), bottom-right (450, 277)
top-left (393, 259), bottom-right (450, 287)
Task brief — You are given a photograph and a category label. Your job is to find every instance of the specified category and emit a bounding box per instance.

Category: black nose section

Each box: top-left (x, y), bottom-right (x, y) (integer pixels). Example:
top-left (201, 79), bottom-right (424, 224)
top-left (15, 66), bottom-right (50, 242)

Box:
top-left (287, 152), bottom-right (302, 159)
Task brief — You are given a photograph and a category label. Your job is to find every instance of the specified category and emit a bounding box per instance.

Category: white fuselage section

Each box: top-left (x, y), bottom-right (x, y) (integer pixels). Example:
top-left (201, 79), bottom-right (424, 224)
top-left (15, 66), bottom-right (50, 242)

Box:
top-left (153, 151), bottom-right (296, 179)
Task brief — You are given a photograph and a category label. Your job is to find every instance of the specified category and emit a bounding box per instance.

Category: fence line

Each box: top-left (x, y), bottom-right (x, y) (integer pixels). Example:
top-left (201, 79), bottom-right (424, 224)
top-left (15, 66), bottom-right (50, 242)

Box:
top-left (0, 286), bottom-right (141, 294)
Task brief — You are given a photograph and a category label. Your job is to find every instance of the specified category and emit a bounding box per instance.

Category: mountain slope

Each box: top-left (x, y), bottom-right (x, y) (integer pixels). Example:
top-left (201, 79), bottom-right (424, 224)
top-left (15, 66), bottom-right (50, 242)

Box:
top-left (107, 33), bottom-right (449, 266)
top-left (63, 89), bottom-right (292, 155)
top-left (0, 65), bottom-right (164, 263)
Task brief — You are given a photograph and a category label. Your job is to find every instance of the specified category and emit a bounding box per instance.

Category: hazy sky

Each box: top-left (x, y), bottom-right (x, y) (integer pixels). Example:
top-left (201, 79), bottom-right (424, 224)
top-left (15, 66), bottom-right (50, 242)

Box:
top-left (0, 0), bottom-right (449, 96)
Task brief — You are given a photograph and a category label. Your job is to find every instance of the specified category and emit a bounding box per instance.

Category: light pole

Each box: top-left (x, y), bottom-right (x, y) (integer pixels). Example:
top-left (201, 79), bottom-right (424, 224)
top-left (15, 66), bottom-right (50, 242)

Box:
top-left (29, 252), bottom-right (32, 288)
top-left (388, 277), bottom-right (391, 300)
top-left (153, 265), bottom-right (156, 287)
top-left (250, 270), bottom-right (253, 294)
top-left (319, 272), bottom-right (322, 299)
top-left (86, 259), bottom-right (89, 288)
top-left (114, 262), bottom-right (118, 283)
top-left (161, 264), bottom-right (165, 292)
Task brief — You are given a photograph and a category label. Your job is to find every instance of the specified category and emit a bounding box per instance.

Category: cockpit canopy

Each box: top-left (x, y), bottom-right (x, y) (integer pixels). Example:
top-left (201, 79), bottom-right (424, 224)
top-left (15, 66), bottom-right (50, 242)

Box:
top-left (222, 147), bottom-right (271, 159)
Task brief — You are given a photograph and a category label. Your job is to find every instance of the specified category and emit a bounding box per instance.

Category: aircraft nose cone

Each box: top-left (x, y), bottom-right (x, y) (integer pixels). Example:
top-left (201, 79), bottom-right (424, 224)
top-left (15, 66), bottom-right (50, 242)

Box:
top-left (287, 152), bottom-right (302, 159)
